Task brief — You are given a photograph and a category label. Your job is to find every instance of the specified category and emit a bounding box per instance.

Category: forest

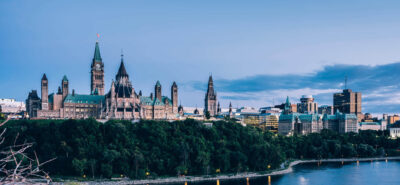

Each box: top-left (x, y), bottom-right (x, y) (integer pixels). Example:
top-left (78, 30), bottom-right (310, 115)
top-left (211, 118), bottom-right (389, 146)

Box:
top-left (1, 118), bottom-right (400, 179)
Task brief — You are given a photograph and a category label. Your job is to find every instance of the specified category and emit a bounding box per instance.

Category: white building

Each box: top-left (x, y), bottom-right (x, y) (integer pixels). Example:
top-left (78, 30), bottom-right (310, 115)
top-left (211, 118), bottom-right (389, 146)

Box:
top-left (359, 121), bottom-right (387, 131)
top-left (390, 127), bottom-right (400, 138)
top-left (0, 99), bottom-right (26, 113)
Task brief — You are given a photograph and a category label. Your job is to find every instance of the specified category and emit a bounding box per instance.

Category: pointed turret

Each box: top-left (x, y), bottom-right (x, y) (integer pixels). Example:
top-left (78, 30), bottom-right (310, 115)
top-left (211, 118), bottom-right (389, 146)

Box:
top-left (41, 74), bottom-right (48, 81)
top-left (62, 75), bottom-right (68, 82)
top-left (116, 54), bottom-right (129, 80)
top-left (171, 81), bottom-right (178, 112)
top-left (155, 80), bottom-right (162, 101)
top-left (93, 41), bottom-right (102, 63)
top-left (91, 41), bottom-right (105, 95)
top-left (229, 102), bottom-right (233, 116)
top-left (110, 80), bottom-right (115, 100)
top-left (41, 73), bottom-right (49, 110)
top-left (207, 75), bottom-right (214, 94)
top-left (61, 75), bottom-right (69, 99)
top-left (284, 96), bottom-right (291, 114)
top-left (205, 75), bottom-right (217, 116)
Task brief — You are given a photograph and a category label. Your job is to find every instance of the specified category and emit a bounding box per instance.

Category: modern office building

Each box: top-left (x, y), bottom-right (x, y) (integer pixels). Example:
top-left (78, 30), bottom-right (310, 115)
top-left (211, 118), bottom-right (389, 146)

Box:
top-left (388, 115), bottom-right (400, 125)
top-left (333, 89), bottom-right (362, 120)
top-left (318, 105), bottom-right (333, 115)
top-left (297, 95), bottom-right (318, 114)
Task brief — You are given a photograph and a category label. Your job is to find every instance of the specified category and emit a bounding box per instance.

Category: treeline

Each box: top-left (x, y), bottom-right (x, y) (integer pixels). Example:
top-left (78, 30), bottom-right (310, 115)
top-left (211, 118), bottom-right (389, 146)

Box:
top-left (2, 119), bottom-right (400, 179)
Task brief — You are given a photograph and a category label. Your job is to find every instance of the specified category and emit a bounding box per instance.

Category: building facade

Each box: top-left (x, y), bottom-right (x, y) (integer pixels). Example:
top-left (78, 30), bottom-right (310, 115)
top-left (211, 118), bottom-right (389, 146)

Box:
top-left (204, 75), bottom-right (217, 116)
top-left (278, 113), bottom-right (323, 136)
top-left (322, 112), bottom-right (358, 133)
top-left (0, 99), bottom-right (25, 113)
top-left (333, 89), bottom-right (362, 120)
top-left (26, 41), bottom-right (179, 120)
top-left (318, 105), bottom-right (333, 115)
top-left (278, 98), bottom-right (323, 135)
top-left (297, 95), bottom-right (318, 114)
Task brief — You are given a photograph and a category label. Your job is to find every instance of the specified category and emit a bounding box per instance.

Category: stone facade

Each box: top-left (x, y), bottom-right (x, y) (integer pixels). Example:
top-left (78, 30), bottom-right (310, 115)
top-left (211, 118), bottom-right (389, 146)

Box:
top-left (204, 75), bottom-right (218, 116)
top-left (26, 90), bottom-right (40, 118)
top-left (278, 97), bottom-right (358, 135)
top-left (26, 41), bottom-right (179, 120)
top-left (91, 42), bottom-right (105, 95)
top-left (322, 112), bottom-right (358, 134)
top-left (278, 113), bottom-right (323, 136)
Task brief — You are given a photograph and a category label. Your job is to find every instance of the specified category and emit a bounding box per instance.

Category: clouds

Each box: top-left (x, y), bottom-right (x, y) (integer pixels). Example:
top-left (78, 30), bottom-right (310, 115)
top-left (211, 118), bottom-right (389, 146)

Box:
top-left (190, 62), bottom-right (400, 114)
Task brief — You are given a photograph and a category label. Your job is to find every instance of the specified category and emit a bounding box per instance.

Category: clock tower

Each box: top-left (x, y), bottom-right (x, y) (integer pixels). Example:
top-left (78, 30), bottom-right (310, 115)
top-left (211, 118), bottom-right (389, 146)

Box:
top-left (91, 41), bottom-right (105, 95)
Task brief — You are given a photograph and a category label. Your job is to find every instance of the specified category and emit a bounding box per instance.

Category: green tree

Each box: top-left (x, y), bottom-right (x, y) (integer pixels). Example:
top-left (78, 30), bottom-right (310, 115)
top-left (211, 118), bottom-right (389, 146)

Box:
top-left (205, 111), bottom-right (211, 120)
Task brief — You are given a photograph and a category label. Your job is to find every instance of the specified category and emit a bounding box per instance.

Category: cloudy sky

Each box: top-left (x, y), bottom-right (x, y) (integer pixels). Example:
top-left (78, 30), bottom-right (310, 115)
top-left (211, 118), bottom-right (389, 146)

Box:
top-left (1, 0), bottom-right (400, 114)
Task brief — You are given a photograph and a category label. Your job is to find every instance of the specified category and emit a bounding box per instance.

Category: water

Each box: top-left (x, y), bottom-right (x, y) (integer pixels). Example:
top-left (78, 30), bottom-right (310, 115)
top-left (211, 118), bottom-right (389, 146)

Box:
top-left (173, 161), bottom-right (400, 185)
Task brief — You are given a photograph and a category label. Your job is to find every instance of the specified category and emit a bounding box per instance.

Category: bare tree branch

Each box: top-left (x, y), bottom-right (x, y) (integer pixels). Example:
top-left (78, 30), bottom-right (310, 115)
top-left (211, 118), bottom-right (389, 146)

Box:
top-left (0, 115), bottom-right (55, 184)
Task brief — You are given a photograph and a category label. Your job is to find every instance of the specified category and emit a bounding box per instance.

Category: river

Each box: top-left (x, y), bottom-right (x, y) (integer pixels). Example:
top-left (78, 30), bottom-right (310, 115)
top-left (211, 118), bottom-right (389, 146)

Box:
top-left (171, 160), bottom-right (400, 185)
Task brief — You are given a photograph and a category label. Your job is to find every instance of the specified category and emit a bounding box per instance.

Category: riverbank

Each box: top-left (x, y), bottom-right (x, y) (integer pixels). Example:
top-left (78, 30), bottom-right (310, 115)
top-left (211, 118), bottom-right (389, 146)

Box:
top-left (52, 156), bottom-right (400, 185)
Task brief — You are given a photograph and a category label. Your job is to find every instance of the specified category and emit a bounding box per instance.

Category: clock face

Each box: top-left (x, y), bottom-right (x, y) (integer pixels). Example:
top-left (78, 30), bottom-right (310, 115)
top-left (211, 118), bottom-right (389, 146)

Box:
top-left (96, 63), bottom-right (101, 70)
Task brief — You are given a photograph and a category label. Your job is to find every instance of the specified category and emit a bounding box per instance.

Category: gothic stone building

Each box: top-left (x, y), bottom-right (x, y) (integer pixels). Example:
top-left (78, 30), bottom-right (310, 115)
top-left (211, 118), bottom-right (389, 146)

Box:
top-left (26, 41), bottom-right (179, 120)
top-left (204, 75), bottom-right (218, 116)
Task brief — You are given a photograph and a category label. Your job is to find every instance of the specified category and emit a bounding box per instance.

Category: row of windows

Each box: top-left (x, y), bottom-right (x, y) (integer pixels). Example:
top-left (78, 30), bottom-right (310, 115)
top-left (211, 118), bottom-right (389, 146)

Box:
top-left (94, 75), bottom-right (103, 80)
top-left (65, 107), bottom-right (97, 112)
top-left (65, 104), bottom-right (96, 108)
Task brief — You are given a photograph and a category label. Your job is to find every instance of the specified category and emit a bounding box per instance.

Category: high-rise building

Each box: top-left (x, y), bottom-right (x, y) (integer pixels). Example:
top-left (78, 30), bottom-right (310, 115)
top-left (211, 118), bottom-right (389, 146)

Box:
top-left (204, 75), bottom-right (217, 116)
top-left (333, 89), bottom-right (362, 119)
top-left (318, 105), bottom-right (333, 115)
top-left (297, 95), bottom-right (318, 114)
top-left (388, 115), bottom-right (400, 124)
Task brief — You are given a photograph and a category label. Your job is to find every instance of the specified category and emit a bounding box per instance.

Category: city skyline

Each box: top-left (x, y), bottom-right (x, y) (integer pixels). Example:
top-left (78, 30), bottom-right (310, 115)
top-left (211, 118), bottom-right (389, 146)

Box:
top-left (2, 1), bottom-right (400, 114)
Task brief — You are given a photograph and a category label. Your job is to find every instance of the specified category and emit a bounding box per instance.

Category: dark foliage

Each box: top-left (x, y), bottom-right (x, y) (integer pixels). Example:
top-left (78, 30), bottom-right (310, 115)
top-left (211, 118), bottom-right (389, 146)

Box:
top-left (2, 119), bottom-right (400, 179)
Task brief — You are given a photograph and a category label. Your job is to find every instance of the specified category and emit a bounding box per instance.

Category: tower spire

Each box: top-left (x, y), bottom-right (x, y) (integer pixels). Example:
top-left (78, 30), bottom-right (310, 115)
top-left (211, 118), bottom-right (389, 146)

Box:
top-left (344, 76), bottom-right (348, 89)
top-left (93, 41), bottom-right (102, 63)
top-left (116, 55), bottom-right (129, 80)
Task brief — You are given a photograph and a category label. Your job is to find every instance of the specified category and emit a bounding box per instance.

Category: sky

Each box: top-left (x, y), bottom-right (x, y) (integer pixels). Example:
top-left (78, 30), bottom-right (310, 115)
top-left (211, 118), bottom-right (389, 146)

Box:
top-left (1, 0), bottom-right (400, 114)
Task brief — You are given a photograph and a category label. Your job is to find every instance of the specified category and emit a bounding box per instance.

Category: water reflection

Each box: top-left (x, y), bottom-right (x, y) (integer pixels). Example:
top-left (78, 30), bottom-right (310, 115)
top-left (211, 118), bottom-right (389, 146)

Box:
top-left (163, 161), bottom-right (400, 185)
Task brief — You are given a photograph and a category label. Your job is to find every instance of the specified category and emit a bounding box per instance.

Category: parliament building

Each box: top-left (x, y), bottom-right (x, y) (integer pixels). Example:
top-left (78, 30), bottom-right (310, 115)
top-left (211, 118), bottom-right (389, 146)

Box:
top-left (26, 41), bottom-right (180, 120)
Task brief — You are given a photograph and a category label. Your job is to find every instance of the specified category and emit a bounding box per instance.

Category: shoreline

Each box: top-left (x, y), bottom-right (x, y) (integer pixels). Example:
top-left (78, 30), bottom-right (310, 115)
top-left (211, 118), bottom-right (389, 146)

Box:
top-left (54, 156), bottom-right (400, 185)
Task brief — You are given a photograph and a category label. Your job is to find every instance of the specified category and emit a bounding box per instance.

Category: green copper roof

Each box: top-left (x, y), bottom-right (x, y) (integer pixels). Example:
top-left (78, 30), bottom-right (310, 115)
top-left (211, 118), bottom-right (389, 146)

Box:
top-left (48, 93), bottom-right (54, 104)
top-left (64, 94), bottom-right (104, 104)
top-left (140, 96), bottom-right (172, 106)
top-left (62, 75), bottom-right (68, 82)
top-left (93, 42), bottom-right (102, 61)
top-left (279, 113), bottom-right (322, 122)
top-left (360, 122), bottom-right (381, 126)
top-left (93, 88), bottom-right (99, 95)
top-left (156, 80), bottom-right (161, 87)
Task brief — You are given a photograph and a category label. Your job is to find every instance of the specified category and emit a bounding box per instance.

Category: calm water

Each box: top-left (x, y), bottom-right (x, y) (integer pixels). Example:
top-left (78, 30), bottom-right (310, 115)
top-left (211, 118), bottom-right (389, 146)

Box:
top-left (174, 161), bottom-right (400, 185)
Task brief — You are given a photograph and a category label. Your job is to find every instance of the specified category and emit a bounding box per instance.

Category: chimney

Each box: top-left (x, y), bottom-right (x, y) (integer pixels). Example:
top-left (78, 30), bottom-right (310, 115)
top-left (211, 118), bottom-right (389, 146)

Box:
top-left (72, 89), bottom-right (75, 96)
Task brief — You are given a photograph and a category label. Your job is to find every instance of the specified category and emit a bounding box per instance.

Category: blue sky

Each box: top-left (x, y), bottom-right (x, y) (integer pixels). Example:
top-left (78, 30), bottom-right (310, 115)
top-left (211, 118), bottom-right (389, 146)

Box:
top-left (1, 0), bottom-right (400, 114)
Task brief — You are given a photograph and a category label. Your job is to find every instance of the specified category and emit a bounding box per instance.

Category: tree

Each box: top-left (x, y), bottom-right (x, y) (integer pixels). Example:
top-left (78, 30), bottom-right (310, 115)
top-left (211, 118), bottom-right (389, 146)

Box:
top-left (133, 147), bottom-right (144, 178)
top-left (205, 111), bottom-right (211, 120)
top-left (0, 117), bottom-right (55, 183)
